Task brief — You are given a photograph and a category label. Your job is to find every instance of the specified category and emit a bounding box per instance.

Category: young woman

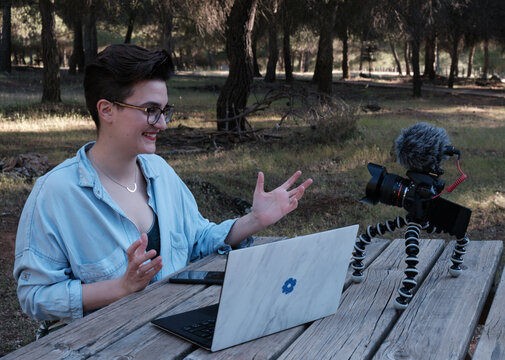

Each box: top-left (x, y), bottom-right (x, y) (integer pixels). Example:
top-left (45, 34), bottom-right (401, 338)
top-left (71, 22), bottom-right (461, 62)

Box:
top-left (14, 44), bottom-right (312, 325)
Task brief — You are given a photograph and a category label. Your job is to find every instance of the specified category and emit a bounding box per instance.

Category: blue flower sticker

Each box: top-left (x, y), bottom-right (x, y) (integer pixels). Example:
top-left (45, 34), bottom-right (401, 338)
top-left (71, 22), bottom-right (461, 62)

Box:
top-left (282, 277), bottom-right (297, 294)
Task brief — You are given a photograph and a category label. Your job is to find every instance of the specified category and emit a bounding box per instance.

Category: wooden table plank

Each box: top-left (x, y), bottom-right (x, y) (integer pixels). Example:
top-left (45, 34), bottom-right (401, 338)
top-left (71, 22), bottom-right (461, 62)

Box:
top-left (373, 240), bottom-right (503, 360)
top-left (473, 248), bottom-right (505, 360)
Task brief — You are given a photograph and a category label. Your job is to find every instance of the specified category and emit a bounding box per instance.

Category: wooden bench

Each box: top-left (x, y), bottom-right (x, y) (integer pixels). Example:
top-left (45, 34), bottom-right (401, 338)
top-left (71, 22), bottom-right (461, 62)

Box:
top-left (3, 237), bottom-right (503, 360)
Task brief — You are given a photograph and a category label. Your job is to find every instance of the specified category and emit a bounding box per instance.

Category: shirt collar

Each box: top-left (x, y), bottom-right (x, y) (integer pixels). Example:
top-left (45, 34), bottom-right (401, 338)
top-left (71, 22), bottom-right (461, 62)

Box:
top-left (137, 155), bottom-right (159, 180)
top-left (77, 142), bottom-right (98, 188)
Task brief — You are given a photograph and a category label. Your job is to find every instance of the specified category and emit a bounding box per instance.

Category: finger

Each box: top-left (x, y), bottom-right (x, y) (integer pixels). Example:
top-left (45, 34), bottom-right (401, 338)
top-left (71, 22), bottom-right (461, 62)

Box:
top-left (136, 249), bottom-right (158, 268)
top-left (288, 185), bottom-right (303, 197)
top-left (146, 261), bottom-right (163, 278)
top-left (300, 178), bottom-right (313, 190)
top-left (140, 258), bottom-right (163, 279)
top-left (292, 185), bottom-right (306, 201)
top-left (287, 197), bottom-right (298, 212)
top-left (135, 233), bottom-right (148, 256)
top-left (255, 171), bottom-right (265, 194)
top-left (126, 238), bottom-right (143, 260)
top-left (280, 170), bottom-right (302, 190)
top-left (288, 179), bottom-right (312, 197)
top-left (138, 256), bottom-right (162, 276)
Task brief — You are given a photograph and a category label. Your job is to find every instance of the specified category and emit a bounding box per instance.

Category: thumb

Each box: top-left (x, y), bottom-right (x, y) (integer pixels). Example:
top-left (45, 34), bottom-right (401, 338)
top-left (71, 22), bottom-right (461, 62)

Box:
top-left (255, 171), bottom-right (265, 195)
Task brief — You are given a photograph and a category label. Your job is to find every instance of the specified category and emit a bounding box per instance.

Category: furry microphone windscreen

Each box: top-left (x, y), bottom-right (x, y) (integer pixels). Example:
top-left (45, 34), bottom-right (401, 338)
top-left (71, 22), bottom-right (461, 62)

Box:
top-left (395, 122), bottom-right (451, 173)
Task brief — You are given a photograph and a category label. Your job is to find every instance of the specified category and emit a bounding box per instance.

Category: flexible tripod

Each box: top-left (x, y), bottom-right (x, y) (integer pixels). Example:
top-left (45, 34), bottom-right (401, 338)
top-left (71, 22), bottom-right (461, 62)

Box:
top-left (351, 215), bottom-right (470, 310)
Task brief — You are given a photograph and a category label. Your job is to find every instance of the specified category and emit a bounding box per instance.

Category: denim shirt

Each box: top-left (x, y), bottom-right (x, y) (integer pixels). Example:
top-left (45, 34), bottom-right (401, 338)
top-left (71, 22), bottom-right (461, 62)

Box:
top-left (13, 142), bottom-right (251, 322)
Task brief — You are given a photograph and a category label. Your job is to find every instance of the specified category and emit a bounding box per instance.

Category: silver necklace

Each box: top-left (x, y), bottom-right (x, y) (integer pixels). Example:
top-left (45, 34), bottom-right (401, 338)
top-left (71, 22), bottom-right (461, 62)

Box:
top-left (88, 152), bottom-right (137, 193)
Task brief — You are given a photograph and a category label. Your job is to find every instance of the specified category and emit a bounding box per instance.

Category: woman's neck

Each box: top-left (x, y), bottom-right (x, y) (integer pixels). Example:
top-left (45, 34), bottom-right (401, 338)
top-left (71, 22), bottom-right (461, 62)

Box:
top-left (89, 141), bottom-right (138, 180)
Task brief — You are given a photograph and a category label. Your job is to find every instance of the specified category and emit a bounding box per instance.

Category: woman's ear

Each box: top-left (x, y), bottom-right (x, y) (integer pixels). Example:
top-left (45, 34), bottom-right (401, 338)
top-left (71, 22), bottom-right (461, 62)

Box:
top-left (96, 99), bottom-right (114, 125)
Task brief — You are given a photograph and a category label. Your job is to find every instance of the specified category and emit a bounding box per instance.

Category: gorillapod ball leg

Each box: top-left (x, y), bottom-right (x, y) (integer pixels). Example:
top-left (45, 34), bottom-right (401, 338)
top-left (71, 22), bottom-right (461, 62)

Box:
top-left (449, 235), bottom-right (470, 277)
top-left (351, 217), bottom-right (407, 283)
top-left (394, 222), bottom-right (423, 311)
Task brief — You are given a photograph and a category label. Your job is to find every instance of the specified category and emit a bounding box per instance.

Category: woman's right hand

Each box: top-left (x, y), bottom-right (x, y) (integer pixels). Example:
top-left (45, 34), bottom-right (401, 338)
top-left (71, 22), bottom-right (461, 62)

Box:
top-left (119, 233), bottom-right (163, 295)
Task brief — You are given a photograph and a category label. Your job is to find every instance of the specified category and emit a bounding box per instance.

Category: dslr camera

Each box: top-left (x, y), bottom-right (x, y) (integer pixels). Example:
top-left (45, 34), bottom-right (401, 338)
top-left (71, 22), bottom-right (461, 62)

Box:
top-left (361, 123), bottom-right (471, 239)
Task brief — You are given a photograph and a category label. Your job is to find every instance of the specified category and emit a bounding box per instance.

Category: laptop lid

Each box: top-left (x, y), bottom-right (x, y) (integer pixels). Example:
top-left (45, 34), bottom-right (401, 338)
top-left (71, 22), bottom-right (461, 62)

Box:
top-left (211, 224), bottom-right (358, 351)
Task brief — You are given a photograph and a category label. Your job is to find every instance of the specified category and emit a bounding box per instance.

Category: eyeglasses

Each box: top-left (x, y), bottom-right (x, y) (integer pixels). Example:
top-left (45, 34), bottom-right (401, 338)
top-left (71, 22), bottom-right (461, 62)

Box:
top-left (112, 101), bottom-right (175, 125)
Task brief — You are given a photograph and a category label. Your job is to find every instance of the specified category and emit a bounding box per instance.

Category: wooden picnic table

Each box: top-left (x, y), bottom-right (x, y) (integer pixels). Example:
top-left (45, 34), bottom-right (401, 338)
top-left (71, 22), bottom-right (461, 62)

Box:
top-left (4, 236), bottom-right (504, 360)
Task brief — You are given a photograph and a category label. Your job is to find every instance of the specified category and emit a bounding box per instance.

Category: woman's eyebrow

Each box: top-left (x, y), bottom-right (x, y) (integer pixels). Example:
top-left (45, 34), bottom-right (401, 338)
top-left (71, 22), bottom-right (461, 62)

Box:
top-left (141, 101), bottom-right (163, 107)
top-left (142, 101), bottom-right (169, 108)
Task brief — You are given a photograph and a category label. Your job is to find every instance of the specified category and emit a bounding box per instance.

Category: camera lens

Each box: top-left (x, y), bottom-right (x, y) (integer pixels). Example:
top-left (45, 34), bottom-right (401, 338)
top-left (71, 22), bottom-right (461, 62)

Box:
top-left (362, 163), bottom-right (411, 208)
top-left (379, 174), bottom-right (410, 207)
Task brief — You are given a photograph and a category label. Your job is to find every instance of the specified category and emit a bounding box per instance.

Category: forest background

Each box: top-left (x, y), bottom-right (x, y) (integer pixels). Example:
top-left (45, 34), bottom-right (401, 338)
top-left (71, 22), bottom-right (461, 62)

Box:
top-left (1, 0), bottom-right (505, 356)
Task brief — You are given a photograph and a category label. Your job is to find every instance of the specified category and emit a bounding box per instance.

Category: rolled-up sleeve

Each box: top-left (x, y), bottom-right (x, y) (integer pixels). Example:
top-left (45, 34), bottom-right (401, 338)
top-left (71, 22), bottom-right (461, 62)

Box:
top-left (13, 178), bottom-right (83, 322)
top-left (15, 250), bottom-right (83, 321)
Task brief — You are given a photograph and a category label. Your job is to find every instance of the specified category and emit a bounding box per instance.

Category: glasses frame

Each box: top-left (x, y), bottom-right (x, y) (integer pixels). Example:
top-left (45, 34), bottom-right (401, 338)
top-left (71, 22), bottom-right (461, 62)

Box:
top-left (112, 100), bottom-right (175, 125)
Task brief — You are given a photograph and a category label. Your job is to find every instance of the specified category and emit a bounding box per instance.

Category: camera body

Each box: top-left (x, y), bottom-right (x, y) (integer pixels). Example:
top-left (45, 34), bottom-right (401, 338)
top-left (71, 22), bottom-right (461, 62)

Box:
top-left (362, 163), bottom-right (471, 239)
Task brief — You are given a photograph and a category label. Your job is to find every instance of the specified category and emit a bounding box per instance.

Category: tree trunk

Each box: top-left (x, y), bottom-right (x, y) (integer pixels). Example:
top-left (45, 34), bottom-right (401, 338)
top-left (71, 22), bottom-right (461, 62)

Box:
top-left (447, 33), bottom-right (460, 89)
top-left (159, 9), bottom-right (175, 73)
top-left (281, 2), bottom-right (292, 83)
top-left (467, 43), bottom-right (475, 78)
top-left (84, 1), bottom-right (98, 66)
top-left (216, 0), bottom-right (258, 131)
top-left (359, 41), bottom-right (363, 71)
top-left (264, 4), bottom-right (279, 83)
top-left (424, 36), bottom-right (436, 79)
top-left (482, 38), bottom-right (489, 79)
top-left (312, 43), bottom-right (321, 83)
top-left (404, 41), bottom-right (411, 76)
top-left (411, 37), bottom-right (422, 97)
top-left (207, 51), bottom-right (216, 69)
top-left (341, 27), bottom-right (350, 79)
top-left (39, 0), bottom-right (61, 102)
top-left (303, 51), bottom-right (310, 72)
top-left (0, 0), bottom-right (12, 73)
top-left (252, 30), bottom-right (261, 77)
top-left (389, 39), bottom-right (402, 75)
top-left (69, 17), bottom-right (84, 75)
top-left (313, 0), bottom-right (338, 94)
top-left (124, 9), bottom-right (137, 44)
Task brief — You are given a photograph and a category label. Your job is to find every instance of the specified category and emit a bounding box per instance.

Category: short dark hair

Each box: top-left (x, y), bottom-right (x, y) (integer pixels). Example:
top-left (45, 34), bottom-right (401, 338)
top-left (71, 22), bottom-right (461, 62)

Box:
top-left (84, 44), bottom-right (173, 130)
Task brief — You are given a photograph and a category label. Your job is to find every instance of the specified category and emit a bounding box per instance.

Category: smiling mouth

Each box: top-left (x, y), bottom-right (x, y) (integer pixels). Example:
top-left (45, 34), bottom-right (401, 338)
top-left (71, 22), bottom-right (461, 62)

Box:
top-left (143, 132), bottom-right (158, 141)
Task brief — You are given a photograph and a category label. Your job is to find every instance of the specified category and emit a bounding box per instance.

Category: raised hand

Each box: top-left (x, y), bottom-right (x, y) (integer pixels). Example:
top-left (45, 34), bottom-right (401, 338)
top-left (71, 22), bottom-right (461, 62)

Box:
top-left (251, 171), bottom-right (313, 228)
top-left (120, 233), bottom-right (163, 294)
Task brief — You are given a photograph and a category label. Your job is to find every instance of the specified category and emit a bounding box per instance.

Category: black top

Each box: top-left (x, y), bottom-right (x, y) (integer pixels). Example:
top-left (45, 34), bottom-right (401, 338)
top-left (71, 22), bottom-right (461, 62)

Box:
top-left (146, 213), bottom-right (160, 257)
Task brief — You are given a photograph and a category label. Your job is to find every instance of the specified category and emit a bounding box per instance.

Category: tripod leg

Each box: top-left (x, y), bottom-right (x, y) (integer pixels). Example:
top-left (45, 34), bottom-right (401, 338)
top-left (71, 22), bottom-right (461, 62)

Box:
top-left (351, 217), bottom-right (407, 283)
top-left (351, 228), bottom-right (373, 283)
top-left (394, 222), bottom-right (422, 310)
top-left (449, 235), bottom-right (470, 277)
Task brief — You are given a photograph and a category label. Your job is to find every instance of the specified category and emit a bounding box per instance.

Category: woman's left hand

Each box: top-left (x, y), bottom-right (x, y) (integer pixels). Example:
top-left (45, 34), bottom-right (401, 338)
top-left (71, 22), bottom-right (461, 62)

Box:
top-left (251, 171), bottom-right (312, 228)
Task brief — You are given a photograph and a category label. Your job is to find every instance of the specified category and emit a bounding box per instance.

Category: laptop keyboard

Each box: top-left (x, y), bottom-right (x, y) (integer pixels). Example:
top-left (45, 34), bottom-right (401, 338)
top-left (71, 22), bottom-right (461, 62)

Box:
top-left (182, 319), bottom-right (216, 340)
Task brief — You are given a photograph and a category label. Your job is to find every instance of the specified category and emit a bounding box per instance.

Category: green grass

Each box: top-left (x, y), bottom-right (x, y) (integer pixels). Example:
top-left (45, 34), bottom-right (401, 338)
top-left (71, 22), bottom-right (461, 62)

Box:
top-left (1, 71), bottom-right (505, 356)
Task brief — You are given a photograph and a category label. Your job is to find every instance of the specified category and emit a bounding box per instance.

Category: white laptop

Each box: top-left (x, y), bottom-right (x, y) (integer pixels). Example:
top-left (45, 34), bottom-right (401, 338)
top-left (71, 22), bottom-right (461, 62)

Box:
top-left (152, 224), bottom-right (358, 352)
